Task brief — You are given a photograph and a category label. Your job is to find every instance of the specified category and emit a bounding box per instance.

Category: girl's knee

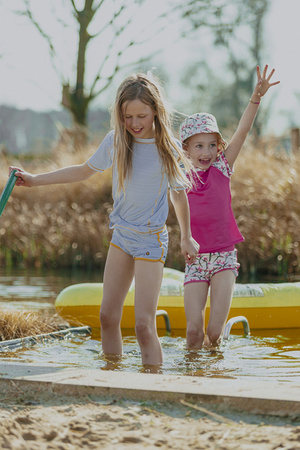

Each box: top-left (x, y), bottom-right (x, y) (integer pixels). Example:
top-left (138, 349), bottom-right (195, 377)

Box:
top-left (100, 307), bottom-right (121, 329)
top-left (186, 325), bottom-right (204, 348)
top-left (206, 328), bottom-right (222, 346)
top-left (135, 319), bottom-right (154, 346)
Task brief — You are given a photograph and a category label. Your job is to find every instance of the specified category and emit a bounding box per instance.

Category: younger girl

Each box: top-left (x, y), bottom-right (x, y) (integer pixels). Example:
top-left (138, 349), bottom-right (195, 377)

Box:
top-left (180, 65), bottom-right (279, 349)
top-left (10, 73), bottom-right (199, 366)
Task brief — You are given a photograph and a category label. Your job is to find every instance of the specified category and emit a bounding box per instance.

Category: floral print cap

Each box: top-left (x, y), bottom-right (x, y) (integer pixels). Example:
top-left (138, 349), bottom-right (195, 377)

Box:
top-left (179, 112), bottom-right (227, 151)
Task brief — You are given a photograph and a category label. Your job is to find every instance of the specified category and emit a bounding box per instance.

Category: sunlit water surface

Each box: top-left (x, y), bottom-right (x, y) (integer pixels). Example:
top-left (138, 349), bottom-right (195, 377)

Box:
top-left (0, 268), bottom-right (299, 383)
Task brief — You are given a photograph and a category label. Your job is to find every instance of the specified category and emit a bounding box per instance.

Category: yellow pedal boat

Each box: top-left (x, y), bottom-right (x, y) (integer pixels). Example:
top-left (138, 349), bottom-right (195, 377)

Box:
top-left (55, 268), bottom-right (300, 331)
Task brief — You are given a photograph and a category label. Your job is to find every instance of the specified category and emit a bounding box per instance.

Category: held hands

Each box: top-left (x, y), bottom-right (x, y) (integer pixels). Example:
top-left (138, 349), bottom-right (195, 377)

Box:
top-left (251, 65), bottom-right (280, 102)
top-left (9, 166), bottom-right (35, 187)
top-left (181, 236), bottom-right (199, 264)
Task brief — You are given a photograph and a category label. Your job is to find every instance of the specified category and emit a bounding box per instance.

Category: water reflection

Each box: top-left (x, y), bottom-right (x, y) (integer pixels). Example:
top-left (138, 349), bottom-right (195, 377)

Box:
top-left (181, 348), bottom-right (227, 378)
top-left (0, 267), bottom-right (102, 312)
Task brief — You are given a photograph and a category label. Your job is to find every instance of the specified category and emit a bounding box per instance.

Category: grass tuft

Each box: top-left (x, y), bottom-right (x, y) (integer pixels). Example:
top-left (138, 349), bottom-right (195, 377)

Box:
top-left (0, 308), bottom-right (70, 341)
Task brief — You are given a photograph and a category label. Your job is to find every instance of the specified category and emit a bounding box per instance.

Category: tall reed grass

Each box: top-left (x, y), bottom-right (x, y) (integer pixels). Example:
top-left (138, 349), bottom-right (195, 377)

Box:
top-left (0, 135), bottom-right (299, 279)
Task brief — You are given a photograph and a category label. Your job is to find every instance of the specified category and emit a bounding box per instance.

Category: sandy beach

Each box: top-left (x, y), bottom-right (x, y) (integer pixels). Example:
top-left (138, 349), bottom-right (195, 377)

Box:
top-left (0, 387), bottom-right (299, 450)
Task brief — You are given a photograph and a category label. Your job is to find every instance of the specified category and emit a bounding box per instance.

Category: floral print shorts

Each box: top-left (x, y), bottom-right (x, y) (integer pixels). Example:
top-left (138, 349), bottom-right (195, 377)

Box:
top-left (184, 249), bottom-right (240, 285)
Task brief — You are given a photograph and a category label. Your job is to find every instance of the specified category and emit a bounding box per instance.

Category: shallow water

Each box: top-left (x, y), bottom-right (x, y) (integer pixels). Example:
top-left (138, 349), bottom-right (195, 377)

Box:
top-left (0, 268), bottom-right (300, 382)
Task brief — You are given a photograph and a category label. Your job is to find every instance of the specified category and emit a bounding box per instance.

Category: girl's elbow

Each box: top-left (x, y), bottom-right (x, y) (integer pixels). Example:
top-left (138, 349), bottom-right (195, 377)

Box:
top-left (81, 163), bottom-right (95, 180)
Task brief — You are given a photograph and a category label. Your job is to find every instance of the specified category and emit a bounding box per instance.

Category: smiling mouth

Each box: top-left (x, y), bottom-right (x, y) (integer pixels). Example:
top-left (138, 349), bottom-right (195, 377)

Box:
top-left (199, 158), bottom-right (211, 165)
top-left (131, 128), bottom-right (143, 133)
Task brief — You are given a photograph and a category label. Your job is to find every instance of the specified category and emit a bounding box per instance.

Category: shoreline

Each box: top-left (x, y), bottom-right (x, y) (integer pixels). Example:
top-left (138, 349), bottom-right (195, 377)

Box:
top-left (0, 366), bottom-right (300, 449)
top-left (1, 364), bottom-right (300, 417)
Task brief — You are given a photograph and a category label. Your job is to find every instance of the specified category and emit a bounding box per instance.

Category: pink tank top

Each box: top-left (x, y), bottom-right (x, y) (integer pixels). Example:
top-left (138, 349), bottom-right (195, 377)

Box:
top-left (187, 153), bottom-right (244, 253)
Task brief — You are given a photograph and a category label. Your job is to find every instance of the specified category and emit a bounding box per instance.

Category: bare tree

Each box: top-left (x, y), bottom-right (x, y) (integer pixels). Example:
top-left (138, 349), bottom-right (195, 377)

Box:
top-left (18, 0), bottom-right (166, 132)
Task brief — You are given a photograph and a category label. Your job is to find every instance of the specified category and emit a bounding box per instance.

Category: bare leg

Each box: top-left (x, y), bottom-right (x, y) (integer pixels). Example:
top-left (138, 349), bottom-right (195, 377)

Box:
top-left (184, 282), bottom-right (209, 349)
top-left (134, 260), bottom-right (164, 365)
top-left (100, 245), bottom-right (134, 355)
top-left (206, 270), bottom-right (236, 348)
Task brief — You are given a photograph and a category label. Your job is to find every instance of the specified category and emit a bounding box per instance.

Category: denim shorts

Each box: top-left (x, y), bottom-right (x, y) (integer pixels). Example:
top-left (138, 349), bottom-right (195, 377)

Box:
top-left (184, 249), bottom-right (240, 285)
top-left (110, 226), bottom-right (168, 263)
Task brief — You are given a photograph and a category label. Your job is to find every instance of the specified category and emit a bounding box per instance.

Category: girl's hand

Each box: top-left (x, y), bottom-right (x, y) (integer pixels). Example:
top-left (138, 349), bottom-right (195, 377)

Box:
top-left (181, 236), bottom-right (199, 264)
top-left (253, 65), bottom-right (280, 100)
top-left (9, 166), bottom-right (35, 187)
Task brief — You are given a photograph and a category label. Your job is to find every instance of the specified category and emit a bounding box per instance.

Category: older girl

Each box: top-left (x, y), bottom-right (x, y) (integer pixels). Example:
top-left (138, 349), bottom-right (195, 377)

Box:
top-left (10, 73), bottom-right (199, 366)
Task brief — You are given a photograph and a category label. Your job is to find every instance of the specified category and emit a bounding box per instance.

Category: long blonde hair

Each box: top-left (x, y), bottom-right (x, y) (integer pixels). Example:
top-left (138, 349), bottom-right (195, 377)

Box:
top-left (112, 73), bottom-right (193, 193)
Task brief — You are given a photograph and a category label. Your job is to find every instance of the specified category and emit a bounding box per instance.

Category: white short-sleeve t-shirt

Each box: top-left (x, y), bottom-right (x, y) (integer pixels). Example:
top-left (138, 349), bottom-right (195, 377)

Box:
top-left (87, 130), bottom-right (185, 233)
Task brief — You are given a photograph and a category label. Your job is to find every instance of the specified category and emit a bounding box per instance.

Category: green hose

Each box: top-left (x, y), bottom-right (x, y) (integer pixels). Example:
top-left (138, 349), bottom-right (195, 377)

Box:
top-left (0, 169), bottom-right (17, 217)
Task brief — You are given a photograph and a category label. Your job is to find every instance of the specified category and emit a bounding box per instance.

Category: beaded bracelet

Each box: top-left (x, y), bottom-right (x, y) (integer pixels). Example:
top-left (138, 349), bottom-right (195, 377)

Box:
top-left (249, 99), bottom-right (260, 105)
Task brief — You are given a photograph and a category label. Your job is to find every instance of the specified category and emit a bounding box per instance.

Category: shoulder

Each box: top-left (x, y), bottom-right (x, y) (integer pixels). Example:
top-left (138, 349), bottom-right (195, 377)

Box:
top-left (92, 129), bottom-right (114, 150)
top-left (104, 129), bottom-right (115, 145)
top-left (212, 152), bottom-right (233, 178)
top-left (87, 129), bottom-right (114, 171)
top-left (98, 129), bottom-right (115, 154)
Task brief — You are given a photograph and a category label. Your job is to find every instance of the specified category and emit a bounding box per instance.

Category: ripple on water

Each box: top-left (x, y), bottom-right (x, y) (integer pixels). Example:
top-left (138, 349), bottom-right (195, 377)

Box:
top-left (0, 332), bottom-right (299, 383)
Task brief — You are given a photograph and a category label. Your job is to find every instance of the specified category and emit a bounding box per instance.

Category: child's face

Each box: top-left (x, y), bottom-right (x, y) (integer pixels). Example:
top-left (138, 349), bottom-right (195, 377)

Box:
top-left (185, 133), bottom-right (218, 170)
top-left (122, 99), bottom-right (156, 139)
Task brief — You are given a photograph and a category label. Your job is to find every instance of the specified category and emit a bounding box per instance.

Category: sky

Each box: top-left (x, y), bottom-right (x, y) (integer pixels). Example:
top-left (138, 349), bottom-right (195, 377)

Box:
top-left (0, 0), bottom-right (299, 136)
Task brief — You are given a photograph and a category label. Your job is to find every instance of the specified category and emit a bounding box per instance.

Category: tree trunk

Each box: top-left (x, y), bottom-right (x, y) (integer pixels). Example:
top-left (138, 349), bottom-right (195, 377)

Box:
top-left (62, 0), bottom-right (96, 131)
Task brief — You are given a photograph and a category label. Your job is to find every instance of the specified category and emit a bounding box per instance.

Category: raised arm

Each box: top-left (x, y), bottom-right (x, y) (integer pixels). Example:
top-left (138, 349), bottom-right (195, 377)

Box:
top-left (9, 162), bottom-right (95, 188)
top-left (225, 65), bottom-right (280, 168)
top-left (169, 189), bottom-right (199, 263)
